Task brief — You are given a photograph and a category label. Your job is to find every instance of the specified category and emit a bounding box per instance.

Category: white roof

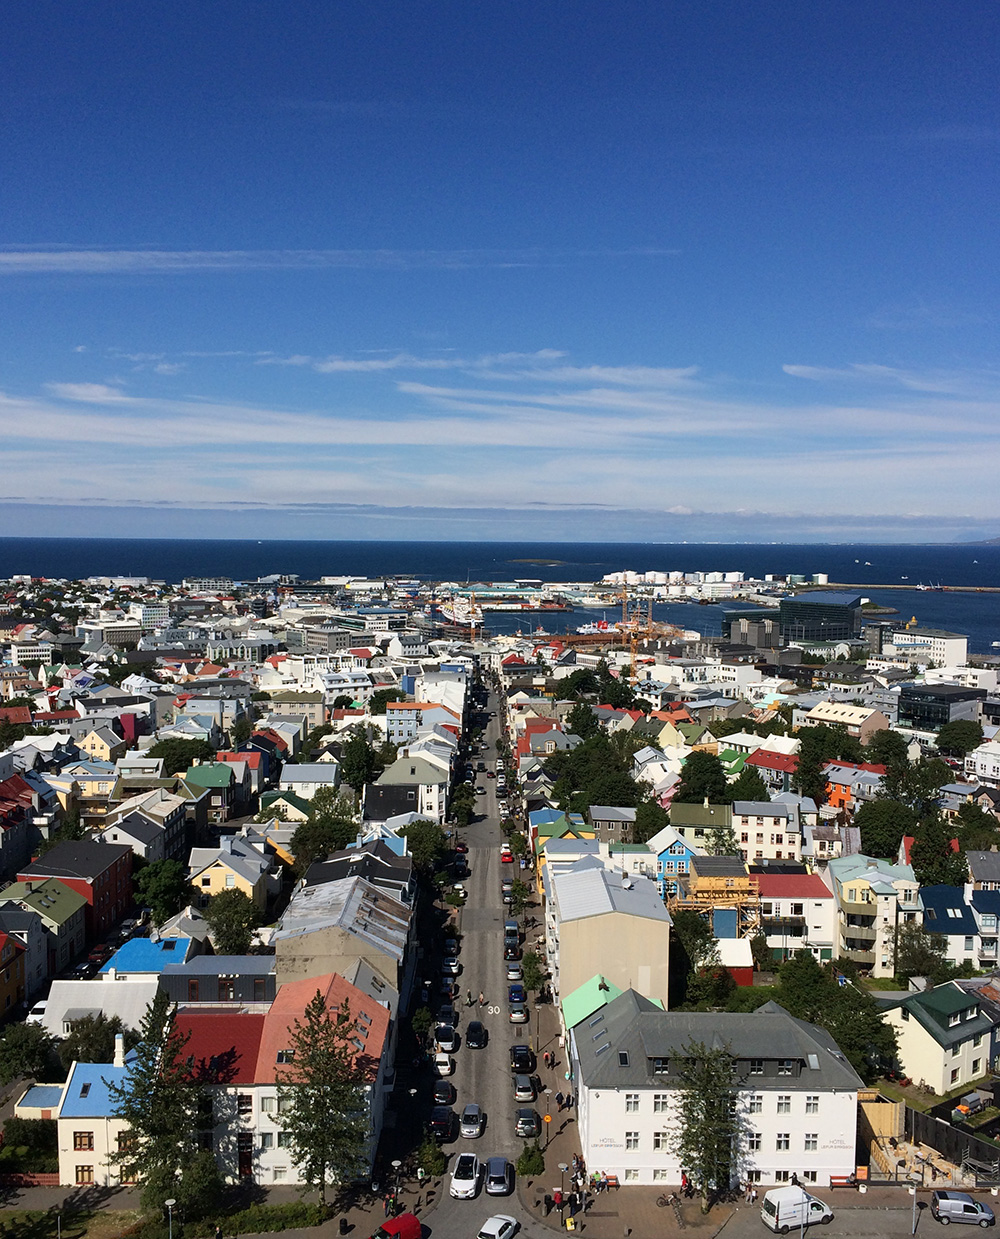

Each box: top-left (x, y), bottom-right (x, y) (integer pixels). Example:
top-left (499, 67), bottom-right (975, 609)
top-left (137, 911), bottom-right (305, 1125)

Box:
top-left (42, 977), bottom-right (159, 1037)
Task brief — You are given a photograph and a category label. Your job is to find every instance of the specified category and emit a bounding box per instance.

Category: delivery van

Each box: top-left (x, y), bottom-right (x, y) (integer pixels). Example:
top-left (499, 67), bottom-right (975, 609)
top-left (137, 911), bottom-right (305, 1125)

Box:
top-left (931, 1190), bottom-right (996, 1226)
top-left (761, 1186), bottom-right (834, 1233)
top-left (369, 1213), bottom-right (422, 1239)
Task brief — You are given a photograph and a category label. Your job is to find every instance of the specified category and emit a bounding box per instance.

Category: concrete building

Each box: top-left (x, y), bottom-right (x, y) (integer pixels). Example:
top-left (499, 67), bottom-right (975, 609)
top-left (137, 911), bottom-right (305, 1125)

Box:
top-left (824, 854), bottom-right (919, 978)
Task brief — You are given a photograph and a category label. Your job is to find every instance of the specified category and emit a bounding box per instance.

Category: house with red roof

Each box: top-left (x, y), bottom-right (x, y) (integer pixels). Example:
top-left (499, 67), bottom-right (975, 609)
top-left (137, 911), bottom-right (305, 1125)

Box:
top-left (755, 872), bottom-right (837, 965)
top-left (746, 749), bottom-right (800, 795)
top-left (173, 971), bottom-right (391, 1183)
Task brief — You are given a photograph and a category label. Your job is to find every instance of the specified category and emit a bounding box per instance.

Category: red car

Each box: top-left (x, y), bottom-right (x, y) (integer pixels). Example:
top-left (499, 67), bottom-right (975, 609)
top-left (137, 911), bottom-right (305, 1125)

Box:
top-left (501, 849), bottom-right (513, 864)
top-left (454, 841), bottom-right (469, 854)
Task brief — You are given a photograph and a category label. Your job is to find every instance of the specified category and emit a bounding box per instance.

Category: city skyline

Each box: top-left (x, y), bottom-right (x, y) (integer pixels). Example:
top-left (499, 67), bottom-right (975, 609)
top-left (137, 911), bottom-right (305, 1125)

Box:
top-left (1, 3), bottom-right (997, 543)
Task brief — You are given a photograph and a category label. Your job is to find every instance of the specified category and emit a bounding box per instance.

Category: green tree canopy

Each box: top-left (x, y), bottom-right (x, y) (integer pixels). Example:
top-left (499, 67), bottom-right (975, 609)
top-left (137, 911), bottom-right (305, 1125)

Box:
top-left (936, 720), bottom-right (984, 758)
top-left (0, 1022), bottom-right (59, 1085)
top-left (521, 949), bottom-right (545, 993)
top-left (290, 818), bottom-right (354, 872)
top-left (894, 921), bottom-right (949, 984)
top-left (204, 888), bottom-right (263, 954)
top-left (955, 801), bottom-right (1000, 851)
top-left (277, 992), bottom-right (370, 1205)
top-left (146, 737), bottom-right (216, 773)
top-left (793, 724), bottom-right (863, 804)
top-left (399, 818), bottom-right (449, 873)
top-left (135, 859), bottom-right (192, 926)
top-left (673, 751), bottom-right (730, 805)
top-left (57, 1013), bottom-right (139, 1073)
top-left (229, 715), bottom-right (253, 747)
top-left (669, 1039), bottom-right (741, 1212)
top-left (671, 908), bottom-right (717, 971)
top-left (559, 667), bottom-right (600, 699)
top-left (853, 799), bottom-right (917, 859)
top-left (339, 730), bottom-right (386, 790)
top-left (865, 727), bottom-right (910, 770)
top-left (909, 813), bottom-right (968, 887)
top-left (367, 688), bottom-right (397, 715)
top-left (728, 765), bottom-right (770, 803)
top-left (565, 700), bottom-right (600, 741)
top-left (632, 798), bottom-right (669, 844)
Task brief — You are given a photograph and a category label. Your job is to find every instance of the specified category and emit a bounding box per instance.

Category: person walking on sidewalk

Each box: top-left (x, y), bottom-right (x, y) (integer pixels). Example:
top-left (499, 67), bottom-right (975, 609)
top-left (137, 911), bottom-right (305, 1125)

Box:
top-left (466, 989), bottom-right (473, 1007)
top-left (555, 1091), bottom-right (564, 1112)
top-left (479, 991), bottom-right (485, 1006)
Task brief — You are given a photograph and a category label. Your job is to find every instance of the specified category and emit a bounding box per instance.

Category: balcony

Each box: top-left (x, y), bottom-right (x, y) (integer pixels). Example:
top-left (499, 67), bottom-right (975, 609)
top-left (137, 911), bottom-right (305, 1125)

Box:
top-left (842, 945), bottom-right (876, 965)
top-left (843, 921), bottom-right (876, 941)
top-left (840, 898), bottom-right (876, 916)
top-left (763, 916), bottom-right (806, 933)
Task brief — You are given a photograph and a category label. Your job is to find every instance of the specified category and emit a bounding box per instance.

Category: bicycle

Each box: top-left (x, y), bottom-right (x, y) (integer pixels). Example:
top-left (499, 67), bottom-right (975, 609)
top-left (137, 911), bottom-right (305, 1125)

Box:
top-left (656, 1192), bottom-right (679, 1208)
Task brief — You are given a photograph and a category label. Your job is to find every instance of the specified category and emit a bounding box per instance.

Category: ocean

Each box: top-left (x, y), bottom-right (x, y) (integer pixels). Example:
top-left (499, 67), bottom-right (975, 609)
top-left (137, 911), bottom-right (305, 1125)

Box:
top-left (2, 538), bottom-right (999, 652)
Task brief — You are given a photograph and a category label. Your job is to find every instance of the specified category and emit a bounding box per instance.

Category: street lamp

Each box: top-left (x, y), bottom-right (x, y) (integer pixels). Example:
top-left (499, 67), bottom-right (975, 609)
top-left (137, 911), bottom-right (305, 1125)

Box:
top-left (165, 1198), bottom-right (177, 1239)
top-left (558, 1162), bottom-right (568, 1220)
top-left (909, 1186), bottom-right (918, 1235)
top-left (392, 1158), bottom-right (402, 1204)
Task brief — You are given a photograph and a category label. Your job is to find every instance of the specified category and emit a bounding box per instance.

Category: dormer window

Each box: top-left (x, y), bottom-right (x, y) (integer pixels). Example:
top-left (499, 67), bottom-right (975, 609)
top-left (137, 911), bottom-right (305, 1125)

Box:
top-left (966, 1007), bottom-right (978, 1021)
top-left (948, 1013), bottom-right (961, 1027)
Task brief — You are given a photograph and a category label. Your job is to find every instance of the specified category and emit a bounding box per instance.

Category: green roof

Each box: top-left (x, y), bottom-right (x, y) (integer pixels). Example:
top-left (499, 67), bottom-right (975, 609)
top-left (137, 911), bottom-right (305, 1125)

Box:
top-left (668, 802), bottom-right (732, 828)
top-left (561, 974), bottom-right (662, 1031)
top-left (676, 723), bottom-right (707, 743)
top-left (262, 789), bottom-right (311, 814)
top-left (183, 763), bottom-right (234, 789)
top-left (1, 877), bottom-right (87, 926)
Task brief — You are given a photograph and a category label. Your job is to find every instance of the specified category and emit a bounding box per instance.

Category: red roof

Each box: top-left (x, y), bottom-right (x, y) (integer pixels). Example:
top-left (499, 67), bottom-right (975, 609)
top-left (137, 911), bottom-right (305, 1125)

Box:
top-left (746, 750), bottom-right (799, 774)
top-left (901, 835), bottom-right (960, 864)
top-left (173, 1012), bottom-right (267, 1084)
top-left (823, 761), bottom-right (886, 778)
top-left (0, 707), bottom-right (31, 725)
top-left (754, 873), bottom-right (832, 899)
top-left (217, 750), bottom-right (263, 770)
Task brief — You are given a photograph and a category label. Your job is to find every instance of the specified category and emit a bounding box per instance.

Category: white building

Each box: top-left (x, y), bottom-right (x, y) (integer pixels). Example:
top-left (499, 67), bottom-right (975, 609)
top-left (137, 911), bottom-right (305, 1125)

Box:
top-left (571, 992), bottom-right (862, 1187)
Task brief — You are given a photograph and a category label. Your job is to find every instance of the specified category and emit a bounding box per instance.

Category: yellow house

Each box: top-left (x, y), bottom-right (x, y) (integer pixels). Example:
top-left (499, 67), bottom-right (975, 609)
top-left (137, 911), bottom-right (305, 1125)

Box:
top-left (78, 727), bottom-right (128, 763)
top-left (187, 837), bottom-right (271, 910)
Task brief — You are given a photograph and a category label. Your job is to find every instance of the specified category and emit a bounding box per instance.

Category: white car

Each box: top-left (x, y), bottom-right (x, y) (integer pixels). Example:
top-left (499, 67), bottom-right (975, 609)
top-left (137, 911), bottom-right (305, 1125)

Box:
top-left (26, 1000), bottom-right (47, 1025)
top-left (442, 957), bottom-right (461, 976)
top-left (449, 1152), bottom-right (480, 1199)
top-left (434, 1052), bottom-right (454, 1076)
top-left (478, 1216), bottom-right (519, 1239)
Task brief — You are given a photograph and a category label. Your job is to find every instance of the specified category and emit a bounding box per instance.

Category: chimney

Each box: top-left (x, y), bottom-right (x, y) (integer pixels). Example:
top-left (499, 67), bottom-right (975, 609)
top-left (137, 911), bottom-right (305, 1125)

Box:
top-left (113, 1032), bottom-right (126, 1068)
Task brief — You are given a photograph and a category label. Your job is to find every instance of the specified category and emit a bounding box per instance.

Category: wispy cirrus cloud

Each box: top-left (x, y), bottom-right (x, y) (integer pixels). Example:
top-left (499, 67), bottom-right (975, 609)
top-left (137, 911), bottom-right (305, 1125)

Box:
top-left (0, 246), bottom-right (678, 276)
top-left (782, 362), bottom-right (1000, 396)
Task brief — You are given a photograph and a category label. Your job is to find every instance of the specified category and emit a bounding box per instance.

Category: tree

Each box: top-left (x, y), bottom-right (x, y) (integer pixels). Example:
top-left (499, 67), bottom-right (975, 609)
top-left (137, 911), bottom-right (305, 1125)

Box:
top-left (516, 1141), bottom-right (545, 1177)
top-left (895, 921), bottom-right (949, 984)
top-left (146, 737), bottom-right (215, 773)
top-left (673, 751), bottom-right (730, 805)
top-left (632, 798), bottom-right (669, 844)
top-left (276, 991), bottom-right (370, 1206)
top-left (521, 949), bottom-right (544, 994)
top-left (204, 888), bottom-right (262, 954)
top-left (368, 688), bottom-right (397, 715)
top-left (684, 965), bottom-right (736, 1011)
top-left (106, 989), bottom-right (216, 1212)
top-left (671, 908), bottom-right (717, 971)
top-left (706, 822), bottom-right (741, 857)
top-left (230, 716), bottom-right (253, 747)
top-left (909, 813), bottom-right (968, 887)
top-left (417, 1133), bottom-right (447, 1177)
top-left (936, 720), bottom-right (984, 758)
top-left (509, 879), bottom-right (531, 918)
top-left (776, 951), bottom-right (830, 1024)
top-left (57, 1012), bottom-right (138, 1073)
top-left (0, 1022), bottom-right (57, 1085)
top-left (339, 731), bottom-right (383, 790)
top-left (749, 932), bottom-right (771, 972)
top-left (135, 859), bottom-right (192, 926)
top-left (853, 799), bottom-right (916, 859)
top-left (560, 668), bottom-right (599, 699)
top-left (400, 819), bottom-right (449, 874)
top-left (894, 757), bottom-right (953, 816)
top-left (955, 801), bottom-right (1000, 851)
top-left (332, 695), bottom-right (355, 708)
top-left (565, 701), bottom-right (600, 741)
top-left (865, 728), bottom-right (910, 771)
top-left (669, 1039), bottom-right (741, 1212)
top-left (508, 830), bottom-right (528, 859)
top-left (728, 766), bottom-right (770, 803)
top-left (291, 818), bottom-right (354, 872)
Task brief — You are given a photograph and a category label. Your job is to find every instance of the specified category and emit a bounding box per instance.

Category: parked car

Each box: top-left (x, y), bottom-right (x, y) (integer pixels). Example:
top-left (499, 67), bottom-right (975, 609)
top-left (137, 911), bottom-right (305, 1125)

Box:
top-left (435, 1024), bottom-right (457, 1052)
top-left (438, 1003), bottom-right (457, 1026)
top-left (442, 957), bottom-right (461, 976)
top-left (485, 1157), bottom-right (514, 1197)
top-left (509, 1045), bottom-right (535, 1073)
top-left (508, 984), bottom-right (526, 1004)
top-left (429, 1106), bottom-right (456, 1142)
top-left (508, 1003), bottom-right (528, 1024)
top-left (503, 943), bottom-right (521, 961)
top-left (487, 771), bottom-right (495, 779)
top-left (514, 1108), bottom-right (541, 1138)
top-left (931, 1190), bottom-right (995, 1227)
top-left (460, 1103), bottom-right (485, 1138)
top-left (449, 1153), bottom-right (481, 1199)
top-left (434, 1053), bottom-right (454, 1077)
top-left (466, 1020), bottom-right (487, 1049)
top-left (370, 1213), bottom-right (423, 1239)
top-left (444, 938), bottom-right (460, 956)
top-left (498, 801), bottom-right (509, 816)
top-left (505, 962), bottom-right (522, 982)
top-left (513, 1074), bottom-right (537, 1102)
top-left (26, 1000), bottom-right (47, 1025)
top-left (433, 1079), bottom-right (455, 1106)
top-left (477, 1216), bottom-right (518, 1239)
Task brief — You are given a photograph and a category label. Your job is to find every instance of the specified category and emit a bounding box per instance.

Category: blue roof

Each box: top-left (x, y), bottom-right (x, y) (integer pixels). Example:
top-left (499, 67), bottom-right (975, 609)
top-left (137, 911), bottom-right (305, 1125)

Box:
top-left (920, 885), bottom-right (978, 936)
top-left (18, 1084), bottom-right (64, 1110)
top-left (58, 1059), bottom-right (132, 1119)
top-left (101, 936), bottom-right (191, 974)
top-left (971, 890), bottom-right (1000, 917)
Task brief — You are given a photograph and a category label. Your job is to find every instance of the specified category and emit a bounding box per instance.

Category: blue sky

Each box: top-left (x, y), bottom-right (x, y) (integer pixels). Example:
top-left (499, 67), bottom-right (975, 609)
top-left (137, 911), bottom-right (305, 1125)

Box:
top-left (1, 1), bottom-right (997, 542)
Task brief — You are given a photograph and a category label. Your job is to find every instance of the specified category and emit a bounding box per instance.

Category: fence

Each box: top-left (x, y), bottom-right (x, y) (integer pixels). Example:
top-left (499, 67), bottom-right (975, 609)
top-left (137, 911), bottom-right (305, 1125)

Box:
top-left (908, 1106), bottom-right (1000, 1185)
top-left (0, 1172), bottom-right (61, 1186)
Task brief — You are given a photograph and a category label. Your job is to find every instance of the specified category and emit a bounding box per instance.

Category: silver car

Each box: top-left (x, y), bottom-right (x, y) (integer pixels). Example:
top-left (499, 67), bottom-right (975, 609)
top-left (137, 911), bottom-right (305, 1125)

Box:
top-left (460, 1103), bottom-right (484, 1138)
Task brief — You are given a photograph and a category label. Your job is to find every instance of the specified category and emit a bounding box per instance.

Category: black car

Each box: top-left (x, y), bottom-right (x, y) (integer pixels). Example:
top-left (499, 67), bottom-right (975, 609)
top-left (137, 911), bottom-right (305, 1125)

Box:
top-left (466, 1020), bottom-right (488, 1049)
top-left (429, 1106), bottom-right (456, 1141)
top-left (433, 1080), bottom-right (456, 1106)
top-left (503, 943), bottom-right (521, 961)
top-left (509, 1044), bottom-right (535, 1073)
top-left (514, 1108), bottom-right (542, 1137)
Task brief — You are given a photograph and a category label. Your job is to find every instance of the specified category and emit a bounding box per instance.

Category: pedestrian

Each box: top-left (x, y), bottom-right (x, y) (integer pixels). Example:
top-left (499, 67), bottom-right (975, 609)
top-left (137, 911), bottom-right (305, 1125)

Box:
top-left (466, 989), bottom-right (473, 1007)
top-left (751, 1187), bottom-right (758, 1205)
top-left (215, 1227), bottom-right (223, 1239)
top-left (555, 1091), bottom-right (564, 1112)
top-left (790, 1172), bottom-right (799, 1187)
top-left (479, 990), bottom-right (485, 1006)
top-left (744, 1181), bottom-right (752, 1204)
top-left (682, 1171), bottom-right (689, 1196)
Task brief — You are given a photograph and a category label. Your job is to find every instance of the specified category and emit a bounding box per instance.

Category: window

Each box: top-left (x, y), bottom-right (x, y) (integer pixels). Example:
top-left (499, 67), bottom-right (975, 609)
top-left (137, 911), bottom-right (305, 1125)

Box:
top-left (73, 1132), bottom-right (94, 1151)
top-left (625, 1132), bottom-right (639, 1151)
top-left (625, 1093), bottom-right (639, 1112)
top-left (952, 1044), bottom-right (961, 1058)
top-left (201, 876), bottom-right (211, 887)
top-left (974, 1034), bottom-right (984, 1048)
top-left (260, 1132), bottom-right (273, 1150)
top-left (260, 1096), bottom-right (276, 1112)
top-left (901, 1008), bottom-right (910, 1021)
top-left (778, 1059), bottom-right (794, 1075)
top-left (237, 1094), bottom-right (252, 1115)
top-left (776, 1133), bottom-right (790, 1151)
top-left (188, 979), bottom-right (200, 1002)
top-left (623, 1169), bottom-right (639, 1182)
top-left (653, 1131), bottom-right (669, 1151)
top-left (76, 1165), bottom-right (94, 1184)
top-left (951, 1068), bottom-right (960, 1085)
top-left (254, 978), bottom-right (267, 1002)
top-left (802, 1171), bottom-right (818, 1183)
top-left (653, 1093), bottom-right (668, 1113)
top-left (273, 1167), bottom-right (287, 1181)
top-left (748, 1094), bottom-right (763, 1114)
top-left (652, 1168), bottom-right (669, 1182)
top-left (806, 1095), bottom-right (819, 1114)
top-left (749, 1059), bottom-right (764, 1075)
top-left (973, 1059), bottom-right (982, 1076)
top-left (777, 1095), bottom-right (791, 1114)
top-left (790, 903), bottom-right (803, 916)
top-left (965, 937), bottom-right (975, 952)
top-left (804, 1133), bottom-right (818, 1152)
top-left (219, 979), bottom-right (236, 1002)
top-left (225, 873), bottom-right (235, 887)
top-left (652, 1057), bottom-right (669, 1073)
top-left (774, 1170), bottom-right (790, 1183)
top-left (277, 1132), bottom-right (291, 1148)
top-left (748, 1132), bottom-right (761, 1152)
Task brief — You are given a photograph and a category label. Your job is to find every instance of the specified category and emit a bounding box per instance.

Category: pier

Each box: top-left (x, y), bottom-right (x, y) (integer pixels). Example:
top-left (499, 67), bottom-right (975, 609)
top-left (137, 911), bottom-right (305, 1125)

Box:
top-left (820, 583), bottom-right (1000, 594)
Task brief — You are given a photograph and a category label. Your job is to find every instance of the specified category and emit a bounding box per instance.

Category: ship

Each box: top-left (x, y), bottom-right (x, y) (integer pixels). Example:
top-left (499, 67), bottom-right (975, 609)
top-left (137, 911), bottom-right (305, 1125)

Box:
top-left (437, 598), bottom-right (485, 627)
top-left (576, 619), bottom-right (611, 635)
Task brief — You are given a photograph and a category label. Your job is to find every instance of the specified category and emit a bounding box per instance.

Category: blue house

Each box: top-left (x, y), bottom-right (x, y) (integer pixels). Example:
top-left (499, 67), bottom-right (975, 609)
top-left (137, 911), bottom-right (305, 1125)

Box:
top-left (921, 885), bottom-right (979, 968)
top-left (643, 823), bottom-right (703, 898)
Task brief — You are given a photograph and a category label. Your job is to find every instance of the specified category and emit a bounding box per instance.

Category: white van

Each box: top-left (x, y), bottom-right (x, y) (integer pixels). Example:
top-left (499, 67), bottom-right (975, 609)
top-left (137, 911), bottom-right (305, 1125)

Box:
top-left (760, 1186), bottom-right (834, 1233)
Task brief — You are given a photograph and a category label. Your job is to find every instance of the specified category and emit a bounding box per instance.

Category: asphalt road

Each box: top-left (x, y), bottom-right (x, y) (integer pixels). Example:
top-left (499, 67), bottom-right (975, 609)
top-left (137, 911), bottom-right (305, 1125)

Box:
top-left (428, 686), bottom-right (538, 1239)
